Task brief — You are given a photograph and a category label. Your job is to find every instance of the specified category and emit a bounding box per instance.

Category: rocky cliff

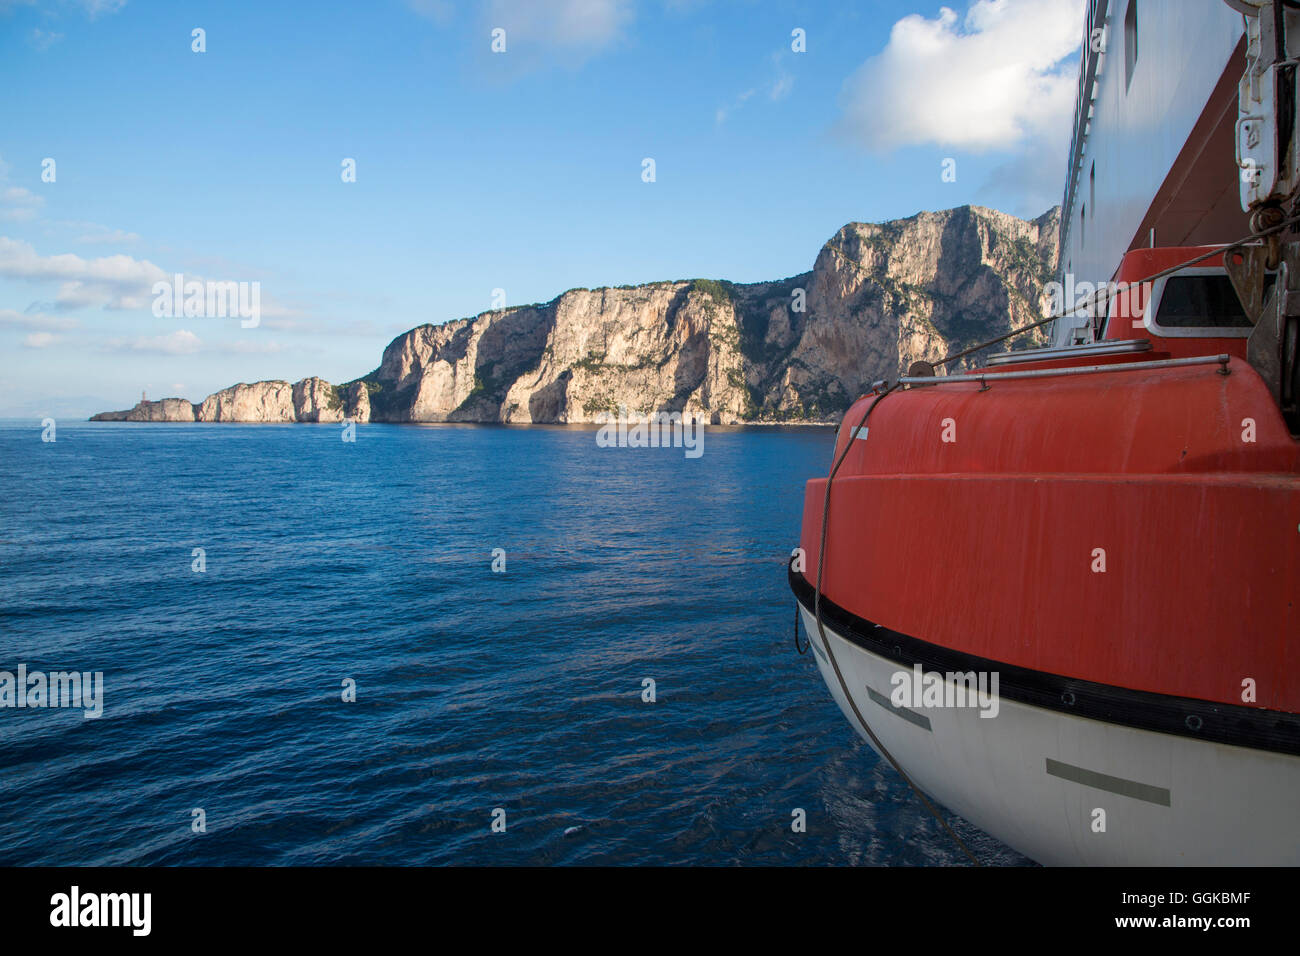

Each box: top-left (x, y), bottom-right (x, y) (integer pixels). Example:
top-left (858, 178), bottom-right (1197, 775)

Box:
top-left (91, 204), bottom-right (1059, 425)
top-left (90, 378), bottom-right (371, 423)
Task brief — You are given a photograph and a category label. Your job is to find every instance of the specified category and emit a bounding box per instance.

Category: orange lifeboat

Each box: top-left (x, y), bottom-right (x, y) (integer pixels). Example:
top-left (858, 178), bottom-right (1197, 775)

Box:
top-left (790, 246), bottom-right (1300, 865)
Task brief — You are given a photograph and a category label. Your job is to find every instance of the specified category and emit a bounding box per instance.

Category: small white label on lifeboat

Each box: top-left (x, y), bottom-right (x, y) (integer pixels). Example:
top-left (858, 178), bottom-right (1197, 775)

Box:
top-left (854, 427), bottom-right (868, 441)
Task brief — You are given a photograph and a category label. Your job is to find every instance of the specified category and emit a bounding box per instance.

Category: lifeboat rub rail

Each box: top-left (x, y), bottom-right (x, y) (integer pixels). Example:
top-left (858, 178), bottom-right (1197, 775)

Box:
top-left (790, 564), bottom-right (1300, 757)
top-left (891, 354), bottom-right (1231, 389)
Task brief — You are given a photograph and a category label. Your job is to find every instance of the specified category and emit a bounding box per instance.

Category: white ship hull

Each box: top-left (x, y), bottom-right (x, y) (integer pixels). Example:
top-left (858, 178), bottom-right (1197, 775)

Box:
top-left (799, 605), bottom-right (1300, 866)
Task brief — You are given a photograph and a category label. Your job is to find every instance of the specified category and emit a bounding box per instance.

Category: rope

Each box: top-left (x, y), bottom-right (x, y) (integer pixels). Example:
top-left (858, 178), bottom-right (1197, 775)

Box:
top-left (809, 382), bottom-right (982, 865)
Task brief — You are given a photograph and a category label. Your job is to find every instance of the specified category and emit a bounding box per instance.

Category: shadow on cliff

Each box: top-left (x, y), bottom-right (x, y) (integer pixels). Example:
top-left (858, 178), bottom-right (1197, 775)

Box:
top-left (454, 306), bottom-right (554, 421)
top-left (527, 369), bottom-right (572, 422)
top-left (933, 206), bottom-right (1013, 365)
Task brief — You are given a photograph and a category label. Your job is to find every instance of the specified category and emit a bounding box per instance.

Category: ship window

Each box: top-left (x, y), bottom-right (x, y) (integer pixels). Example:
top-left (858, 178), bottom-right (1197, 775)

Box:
top-left (1089, 163), bottom-right (1095, 217)
top-left (1124, 1), bottom-right (1138, 89)
top-left (1153, 275), bottom-right (1259, 329)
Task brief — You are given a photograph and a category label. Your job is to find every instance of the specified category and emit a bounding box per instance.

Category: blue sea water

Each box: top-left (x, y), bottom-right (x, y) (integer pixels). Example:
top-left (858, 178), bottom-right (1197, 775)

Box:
top-left (0, 420), bottom-right (1026, 866)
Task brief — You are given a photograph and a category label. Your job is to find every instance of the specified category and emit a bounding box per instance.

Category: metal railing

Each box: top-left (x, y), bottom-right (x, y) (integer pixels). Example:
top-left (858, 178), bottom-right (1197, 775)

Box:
top-left (892, 354), bottom-right (1231, 388)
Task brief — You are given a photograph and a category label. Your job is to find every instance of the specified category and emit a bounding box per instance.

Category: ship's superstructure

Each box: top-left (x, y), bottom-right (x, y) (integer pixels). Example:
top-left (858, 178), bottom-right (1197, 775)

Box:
top-left (1055, 0), bottom-right (1248, 345)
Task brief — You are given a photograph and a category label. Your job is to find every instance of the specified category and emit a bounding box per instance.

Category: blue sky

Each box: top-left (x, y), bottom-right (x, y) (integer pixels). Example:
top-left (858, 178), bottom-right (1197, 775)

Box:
top-left (0, 0), bottom-right (1084, 416)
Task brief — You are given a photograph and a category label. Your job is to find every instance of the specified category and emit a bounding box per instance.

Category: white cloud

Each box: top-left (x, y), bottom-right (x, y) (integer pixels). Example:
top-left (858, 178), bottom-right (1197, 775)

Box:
top-left (716, 88), bottom-right (754, 125)
top-left (0, 0), bottom-right (126, 18)
top-left (72, 223), bottom-right (141, 244)
top-left (22, 331), bottom-right (61, 348)
top-left (0, 186), bottom-right (45, 222)
top-left (106, 330), bottom-right (203, 355)
top-left (260, 316), bottom-right (311, 332)
top-left (0, 307), bottom-right (80, 330)
top-left (0, 236), bottom-right (299, 318)
top-left (95, 330), bottom-right (290, 357)
top-left (0, 236), bottom-right (168, 309)
top-left (407, 0), bottom-right (454, 23)
top-left (0, 237), bottom-right (158, 282)
top-left (408, 0), bottom-right (635, 55)
top-left (28, 28), bottom-right (64, 51)
top-left (717, 51), bottom-right (796, 125)
top-left (80, 0), bottom-right (126, 19)
top-left (485, 0), bottom-right (633, 52)
top-left (769, 70), bottom-right (793, 102)
top-left (422, 0), bottom-right (633, 74)
top-left (228, 339), bottom-right (285, 354)
top-left (837, 0), bottom-right (1083, 153)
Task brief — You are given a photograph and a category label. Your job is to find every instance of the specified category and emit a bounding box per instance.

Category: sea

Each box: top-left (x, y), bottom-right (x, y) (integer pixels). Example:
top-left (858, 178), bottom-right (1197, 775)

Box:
top-left (0, 420), bottom-right (1026, 865)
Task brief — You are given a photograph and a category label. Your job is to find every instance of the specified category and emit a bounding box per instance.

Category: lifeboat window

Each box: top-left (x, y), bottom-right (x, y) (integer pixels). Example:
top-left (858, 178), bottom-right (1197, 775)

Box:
top-left (1144, 271), bottom-right (1268, 337)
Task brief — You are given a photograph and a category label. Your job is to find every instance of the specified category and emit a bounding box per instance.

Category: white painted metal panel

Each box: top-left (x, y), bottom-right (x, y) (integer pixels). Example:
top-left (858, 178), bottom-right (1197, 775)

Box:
top-left (1056, 1), bottom-right (1245, 345)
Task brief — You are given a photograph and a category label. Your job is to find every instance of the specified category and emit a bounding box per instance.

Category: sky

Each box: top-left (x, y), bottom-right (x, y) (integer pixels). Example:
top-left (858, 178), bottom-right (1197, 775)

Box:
top-left (0, 0), bottom-right (1085, 417)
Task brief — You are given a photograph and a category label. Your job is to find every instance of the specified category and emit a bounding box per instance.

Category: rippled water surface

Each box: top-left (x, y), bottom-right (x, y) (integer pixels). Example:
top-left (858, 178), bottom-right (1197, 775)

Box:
top-left (0, 420), bottom-right (1026, 865)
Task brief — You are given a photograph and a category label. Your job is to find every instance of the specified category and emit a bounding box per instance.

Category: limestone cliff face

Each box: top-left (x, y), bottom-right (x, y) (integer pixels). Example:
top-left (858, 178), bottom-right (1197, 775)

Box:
top-left (781, 204), bottom-right (1061, 416)
top-left (92, 378), bottom-right (368, 423)
top-left (291, 376), bottom-right (345, 423)
top-left (361, 204), bottom-right (1059, 423)
top-left (344, 381), bottom-right (370, 422)
top-left (196, 381), bottom-right (296, 422)
top-left (91, 398), bottom-right (196, 422)
top-left (367, 281), bottom-right (754, 424)
top-left (130, 398), bottom-right (196, 422)
top-left (91, 204), bottom-right (1059, 424)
